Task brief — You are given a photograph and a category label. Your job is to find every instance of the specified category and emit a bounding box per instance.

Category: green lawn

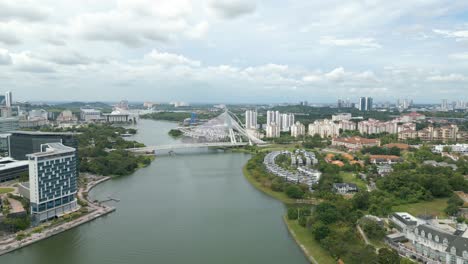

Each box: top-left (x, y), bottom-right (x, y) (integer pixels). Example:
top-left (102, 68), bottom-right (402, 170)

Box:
top-left (392, 198), bottom-right (448, 217)
top-left (0, 187), bottom-right (14, 194)
top-left (340, 172), bottom-right (367, 191)
top-left (284, 217), bottom-right (335, 264)
top-left (242, 165), bottom-right (297, 204)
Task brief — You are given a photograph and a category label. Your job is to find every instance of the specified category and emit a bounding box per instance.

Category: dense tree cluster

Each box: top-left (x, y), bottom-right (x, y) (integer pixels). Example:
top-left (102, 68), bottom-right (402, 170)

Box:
top-left (361, 146), bottom-right (401, 156)
top-left (43, 124), bottom-right (152, 177)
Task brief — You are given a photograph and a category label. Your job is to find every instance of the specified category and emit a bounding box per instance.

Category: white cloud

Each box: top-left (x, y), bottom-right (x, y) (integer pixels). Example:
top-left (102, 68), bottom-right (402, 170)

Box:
top-left (0, 48), bottom-right (12, 65)
top-left (0, 25), bottom-right (21, 45)
top-left (319, 36), bottom-right (381, 48)
top-left (433, 29), bottom-right (468, 39)
top-left (209, 0), bottom-right (256, 19)
top-left (449, 52), bottom-right (468, 60)
top-left (427, 73), bottom-right (466, 82)
top-left (325, 67), bottom-right (346, 82)
top-left (302, 74), bottom-right (322, 82)
top-left (69, 0), bottom-right (207, 47)
top-left (11, 51), bottom-right (56, 73)
top-left (144, 49), bottom-right (201, 67)
top-left (186, 21), bottom-right (210, 39)
top-left (0, 0), bottom-right (49, 22)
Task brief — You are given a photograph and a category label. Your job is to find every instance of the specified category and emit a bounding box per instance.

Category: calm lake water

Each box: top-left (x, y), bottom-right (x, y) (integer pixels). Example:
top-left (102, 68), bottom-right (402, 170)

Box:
top-left (1, 119), bottom-right (308, 264)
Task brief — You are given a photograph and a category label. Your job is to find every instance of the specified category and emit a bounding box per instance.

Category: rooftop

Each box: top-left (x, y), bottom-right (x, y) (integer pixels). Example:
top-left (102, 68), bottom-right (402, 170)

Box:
top-left (10, 130), bottom-right (80, 136)
top-left (27, 143), bottom-right (76, 158)
top-left (333, 136), bottom-right (379, 145)
top-left (0, 158), bottom-right (28, 170)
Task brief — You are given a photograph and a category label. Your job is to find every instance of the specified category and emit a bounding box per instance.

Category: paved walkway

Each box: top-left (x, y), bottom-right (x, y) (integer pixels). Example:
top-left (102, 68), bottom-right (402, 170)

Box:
top-left (0, 176), bottom-right (114, 256)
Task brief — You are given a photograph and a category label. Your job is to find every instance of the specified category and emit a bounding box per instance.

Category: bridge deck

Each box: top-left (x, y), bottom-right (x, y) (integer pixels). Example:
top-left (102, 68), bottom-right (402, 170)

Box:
top-left (127, 142), bottom-right (249, 152)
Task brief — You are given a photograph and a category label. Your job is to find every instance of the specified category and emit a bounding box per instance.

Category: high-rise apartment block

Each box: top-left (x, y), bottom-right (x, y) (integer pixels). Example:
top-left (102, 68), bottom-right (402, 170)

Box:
top-left (266, 110), bottom-right (294, 132)
top-left (245, 110), bottom-right (257, 129)
top-left (27, 143), bottom-right (78, 222)
top-left (5, 91), bottom-right (12, 108)
top-left (308, 119), bottom-right (356, 138)
top-left (266, 123), bottom-right (280, 138)
top-left (290, 122), bottom-right (306, 138)
top-left (359, 97), bottom-right (373, 111)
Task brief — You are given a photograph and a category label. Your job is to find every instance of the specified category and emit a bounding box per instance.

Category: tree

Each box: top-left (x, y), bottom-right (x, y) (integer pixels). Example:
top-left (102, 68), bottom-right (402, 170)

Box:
top-left (315, 202), bottom-right (339, 224)
top-left (352, 191), bottom-right (370, 210)
top-left (285, 185), bottom-right (304, 199)
top-left (360, 219), bottom-right (386, 240)
top-left (377, 248), bottom-right (400, 264)
top-left (287, 208), bottom-right (299, 220)
top-left (298, 215), bottom-right (307, 227)
top-left (312, 222), bottom-right (330, 241)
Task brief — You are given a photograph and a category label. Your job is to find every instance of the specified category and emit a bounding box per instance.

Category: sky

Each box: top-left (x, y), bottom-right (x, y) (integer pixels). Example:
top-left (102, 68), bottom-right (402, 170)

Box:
top-left (0, 0), bottom-right (468, 104)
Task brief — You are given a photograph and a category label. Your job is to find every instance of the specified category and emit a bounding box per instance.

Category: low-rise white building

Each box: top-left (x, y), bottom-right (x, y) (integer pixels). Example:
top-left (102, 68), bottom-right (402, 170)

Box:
top-left (433, 144), bottom-right (468, 155)
top-left (80, 109), bottom-right (102, 122)
top-left (389, 212), bottom-right (468, 264)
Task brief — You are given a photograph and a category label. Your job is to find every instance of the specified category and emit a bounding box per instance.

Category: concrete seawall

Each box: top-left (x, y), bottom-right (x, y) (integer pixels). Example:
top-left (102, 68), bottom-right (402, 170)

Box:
top-left (0, 176), bottom-right (115, 256)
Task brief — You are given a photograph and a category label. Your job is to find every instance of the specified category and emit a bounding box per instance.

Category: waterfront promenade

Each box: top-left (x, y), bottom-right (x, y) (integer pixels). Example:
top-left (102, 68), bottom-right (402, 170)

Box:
top-left (0, 176), bottom-right (115, 256)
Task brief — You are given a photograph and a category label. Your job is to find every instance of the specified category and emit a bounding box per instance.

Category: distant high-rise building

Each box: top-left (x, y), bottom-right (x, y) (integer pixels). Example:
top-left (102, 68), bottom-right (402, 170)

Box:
top-left (290, 122), bottom-right (305, 138)
top-left (359, 97), bottom-right (373, 111)
top-left (265, 123), bottom-right (280, 138)
top-left (337, 99), bottom-right (343, 108)
top-left (280, 113), bottom-right (295, 132)
top-left (441, 99), bottom-right (448, 110)
top-left (27, 143), bottom-right (78, 223)
top-left (5, 91), bottom-right (12, 108)
top-left (245, 110), bottom-right (257, 129)
top-left (266, 110), bottom-right (275, 125)
top-left (274, 111), bottom-right (281, 127)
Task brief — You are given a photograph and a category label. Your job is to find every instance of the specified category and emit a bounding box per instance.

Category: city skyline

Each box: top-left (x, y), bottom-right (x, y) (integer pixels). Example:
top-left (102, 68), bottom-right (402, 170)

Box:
top-left (0, 1), bottom-right (467, 103)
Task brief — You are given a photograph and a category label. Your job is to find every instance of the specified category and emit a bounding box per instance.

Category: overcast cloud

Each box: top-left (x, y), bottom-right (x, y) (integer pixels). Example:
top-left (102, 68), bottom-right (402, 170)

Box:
top-left (0, 0), bottom-right (467, 103)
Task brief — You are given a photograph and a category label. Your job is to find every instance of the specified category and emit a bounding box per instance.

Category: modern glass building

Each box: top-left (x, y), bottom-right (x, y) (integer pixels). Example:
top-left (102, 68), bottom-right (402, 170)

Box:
top-left (0, 157), bottom-right (28, 183)
top-left (27, 143), bottom-right (78, 223)
top-left (359, 97), bottom-right (373, 111)
top-left (9, 131), bottom-right (79, 161)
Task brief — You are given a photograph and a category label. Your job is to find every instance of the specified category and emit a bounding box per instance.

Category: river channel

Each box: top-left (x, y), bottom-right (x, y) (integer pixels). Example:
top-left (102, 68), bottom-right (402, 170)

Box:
top-left (1, 119), bottom-right (308, 264)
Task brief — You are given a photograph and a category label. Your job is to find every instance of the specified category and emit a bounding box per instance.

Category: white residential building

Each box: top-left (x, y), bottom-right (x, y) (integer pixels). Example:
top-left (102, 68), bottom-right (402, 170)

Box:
top-left (332, 113), bottom-right (352, 121)
top-left (80, 109), bottom-right (102, 122)
top-left (266, 123), bottom-right (280, 138)
top-left (291, 121), bottom-right (306, 138)
top-left (280, 113), bottom-right (295, 132)
top-left (245, 110), bottom-right (257, 129)
top-left (358, 119), bottom-right (416, 135)
top-left (308, 119), bottom-right (340, 138)
top-left (433, 144), bottom-right (468, 155)
top-left (5, 91), bottom-right (12, 108)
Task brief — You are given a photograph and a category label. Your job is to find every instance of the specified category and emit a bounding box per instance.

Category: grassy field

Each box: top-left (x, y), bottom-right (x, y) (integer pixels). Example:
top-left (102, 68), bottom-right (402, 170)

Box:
top-left (0, 187), bottom-right (14, 194)
top-left (242, 165), bottom-right (297, 204)
top-left (284, 217), bottom-right (335, 264)
top-left (340, 172), bottom-right (367, 191)
top-left (392, 198), bottom-right (448, 217)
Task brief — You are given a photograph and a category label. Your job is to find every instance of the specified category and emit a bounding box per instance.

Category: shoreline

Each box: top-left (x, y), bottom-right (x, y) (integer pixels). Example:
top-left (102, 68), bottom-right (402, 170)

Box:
top-left (0, 176), bottom-right (115, 257)
top-left (242, 160), bottom-right (330, 264)
top-left (283, 216), bottom-right (319, 264)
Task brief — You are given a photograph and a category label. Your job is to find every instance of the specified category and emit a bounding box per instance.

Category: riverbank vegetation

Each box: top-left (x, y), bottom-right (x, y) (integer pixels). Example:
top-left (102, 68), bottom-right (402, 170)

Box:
top-left (168, 129), bottom-right (183, 138)
top-left (140, 111), bottom-right (220, 122)
top-left (242, 141), bottom-right (468, 263)
top-left (44, 124), bottom-right (152, 177)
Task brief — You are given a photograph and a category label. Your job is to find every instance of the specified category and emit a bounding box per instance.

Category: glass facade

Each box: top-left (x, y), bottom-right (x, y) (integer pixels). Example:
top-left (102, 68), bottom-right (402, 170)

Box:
top-left (29, 143), bottom-right (78, 222)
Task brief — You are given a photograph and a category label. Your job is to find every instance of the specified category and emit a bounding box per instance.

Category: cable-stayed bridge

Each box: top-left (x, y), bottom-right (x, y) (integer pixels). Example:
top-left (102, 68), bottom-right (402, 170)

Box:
top-left (128, 110), bottom-right (264, 154)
